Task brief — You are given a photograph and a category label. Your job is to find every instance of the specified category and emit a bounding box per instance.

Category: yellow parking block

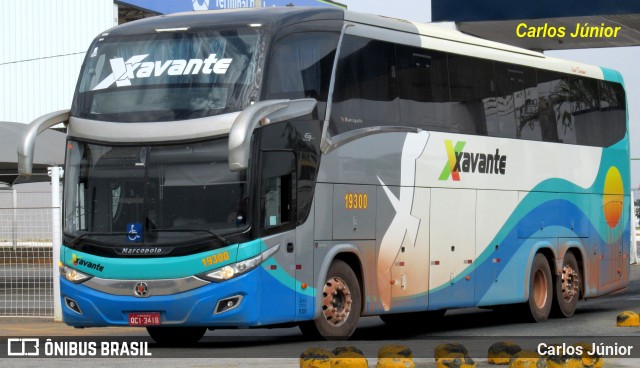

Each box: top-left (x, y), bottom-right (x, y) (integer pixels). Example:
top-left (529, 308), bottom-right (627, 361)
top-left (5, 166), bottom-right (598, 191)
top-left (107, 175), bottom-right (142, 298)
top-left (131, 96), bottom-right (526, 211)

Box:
top-left (436, 352), bottom-right (476, 368)
top-left (300, 348), bottom-right (334, 368)
top-left (546, 355), bottom-right (583, 368)
top-left (508, 351), bottom-right (544, 368)
top-left (572, 342), bottom-right (603, 368)
top-left (434, 343), bottom-right (470, 359)
top-left (377, 345), bottom-right (414, 368)
top-left (616, 311), bottom-right (640, 327)
top-left (331, 346), bottom-right (367, 368)
top-left (487, 341), bottom-right (522, 365)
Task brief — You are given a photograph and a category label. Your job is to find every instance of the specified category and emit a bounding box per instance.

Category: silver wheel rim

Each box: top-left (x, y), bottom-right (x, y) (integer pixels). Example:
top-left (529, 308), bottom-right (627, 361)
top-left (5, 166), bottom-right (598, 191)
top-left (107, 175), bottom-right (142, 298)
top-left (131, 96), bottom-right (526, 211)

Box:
top-left (321, 276), bottom-right (353, 327)
top-left (561, 264), bottom-right (579, 302)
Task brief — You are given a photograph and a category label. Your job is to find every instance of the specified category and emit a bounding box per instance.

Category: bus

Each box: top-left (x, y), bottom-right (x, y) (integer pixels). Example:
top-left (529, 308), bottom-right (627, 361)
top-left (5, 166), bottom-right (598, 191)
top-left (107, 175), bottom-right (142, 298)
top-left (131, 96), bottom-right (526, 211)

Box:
top-left (19, 7), bottom-right (629, 342)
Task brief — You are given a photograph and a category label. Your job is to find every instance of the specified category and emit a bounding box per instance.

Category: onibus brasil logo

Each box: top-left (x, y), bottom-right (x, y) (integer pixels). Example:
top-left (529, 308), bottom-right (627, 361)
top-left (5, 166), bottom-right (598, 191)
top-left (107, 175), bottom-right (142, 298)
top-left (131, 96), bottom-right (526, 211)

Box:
top-left (438, 140), bottom-right (508, 181)
top-left (92, 53), bottom-right (233, 91)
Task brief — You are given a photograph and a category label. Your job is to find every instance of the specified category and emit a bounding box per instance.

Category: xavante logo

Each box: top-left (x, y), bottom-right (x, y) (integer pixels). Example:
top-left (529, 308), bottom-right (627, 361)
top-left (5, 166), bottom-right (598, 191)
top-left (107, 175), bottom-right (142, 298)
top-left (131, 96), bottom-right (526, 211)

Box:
top-left (438, 140), bottom-right (508, 181)
top-left (71, 253), bottom-right (105, 272)
top-left (92, 53), bottom-right (233, 91)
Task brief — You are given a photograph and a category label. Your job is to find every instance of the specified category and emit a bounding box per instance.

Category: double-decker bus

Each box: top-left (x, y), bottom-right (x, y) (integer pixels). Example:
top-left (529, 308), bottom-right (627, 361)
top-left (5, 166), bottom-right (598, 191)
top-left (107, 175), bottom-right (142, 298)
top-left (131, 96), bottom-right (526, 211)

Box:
top-left (19, 7), bottom-right (629, 342)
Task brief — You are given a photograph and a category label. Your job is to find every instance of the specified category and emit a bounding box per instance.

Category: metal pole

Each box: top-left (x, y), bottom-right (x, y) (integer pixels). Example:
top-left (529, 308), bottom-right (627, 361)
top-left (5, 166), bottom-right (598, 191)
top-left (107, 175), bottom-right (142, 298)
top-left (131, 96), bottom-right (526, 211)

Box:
top-left (49, 167), bottom-right (63, 322)
top-left (12, 189), bottom-right (17, 250)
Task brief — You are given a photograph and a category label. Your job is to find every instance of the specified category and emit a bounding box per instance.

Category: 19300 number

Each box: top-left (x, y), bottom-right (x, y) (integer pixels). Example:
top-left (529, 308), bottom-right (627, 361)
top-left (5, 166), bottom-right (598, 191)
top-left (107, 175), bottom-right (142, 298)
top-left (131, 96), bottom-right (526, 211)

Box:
top-left (344, 193), bottom-right (368, 210)
top-left (201, 251), bottom-right (230, 267)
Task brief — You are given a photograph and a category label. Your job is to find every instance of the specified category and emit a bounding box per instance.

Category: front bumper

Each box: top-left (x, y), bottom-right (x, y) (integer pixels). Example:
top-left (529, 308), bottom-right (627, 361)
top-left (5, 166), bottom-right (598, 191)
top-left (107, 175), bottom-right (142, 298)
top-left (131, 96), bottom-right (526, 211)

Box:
top-left (61, 269), bottom-right (266, 328)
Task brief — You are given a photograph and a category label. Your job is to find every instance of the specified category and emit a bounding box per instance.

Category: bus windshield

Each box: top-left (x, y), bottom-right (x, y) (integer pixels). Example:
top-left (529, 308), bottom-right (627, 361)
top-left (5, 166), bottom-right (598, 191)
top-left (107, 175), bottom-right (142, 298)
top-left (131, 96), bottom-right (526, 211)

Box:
top-left (63, 138), bottom-right (248, 247)
top-left (72, 28), bottom-right (264, 122)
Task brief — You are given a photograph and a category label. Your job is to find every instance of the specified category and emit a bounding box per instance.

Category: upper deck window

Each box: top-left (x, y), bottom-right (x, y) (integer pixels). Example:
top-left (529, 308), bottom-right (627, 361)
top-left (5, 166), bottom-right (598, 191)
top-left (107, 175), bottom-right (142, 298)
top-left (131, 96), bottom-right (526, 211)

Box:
top-left (72, 28), bottom-right (264, 122)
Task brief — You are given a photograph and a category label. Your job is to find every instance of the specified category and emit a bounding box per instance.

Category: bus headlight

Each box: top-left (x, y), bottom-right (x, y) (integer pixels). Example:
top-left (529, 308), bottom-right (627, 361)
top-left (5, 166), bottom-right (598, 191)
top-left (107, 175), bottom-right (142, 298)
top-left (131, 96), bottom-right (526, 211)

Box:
top-left (199, 244), bottom-right (280, 282)
top-left (59, 263), bottom-right (92, 284)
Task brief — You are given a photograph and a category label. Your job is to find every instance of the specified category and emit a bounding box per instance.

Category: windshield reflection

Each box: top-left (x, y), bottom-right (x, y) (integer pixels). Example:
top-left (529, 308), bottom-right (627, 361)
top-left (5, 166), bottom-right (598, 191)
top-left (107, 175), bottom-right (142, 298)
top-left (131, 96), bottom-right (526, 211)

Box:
top-left (63, 138), bottom-right (248, 246)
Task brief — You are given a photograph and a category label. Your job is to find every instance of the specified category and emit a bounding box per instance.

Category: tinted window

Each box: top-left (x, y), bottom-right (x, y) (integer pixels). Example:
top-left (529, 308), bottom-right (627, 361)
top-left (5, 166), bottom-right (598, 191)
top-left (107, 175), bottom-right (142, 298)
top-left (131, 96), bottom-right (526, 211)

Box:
top-left (537, 69), bottom-right (575, 143)
top-left (447, 55), bottom-right (495, 135)
top-left (325, 36), bottom-right (625, 148)
top-left (571, 77), bottom-right (601, 146)
top-left (494, 63), bottom-right (540, 140)
top-left (260, 151), bottom-right (296, 235)
top-left (266, 32), bottom-right (339, 103)
top-left (73, 29), bottom-right (263, 122)
top-left (598, 80), bottom-right (626, 146)
top-left (330, 36), bottom-right (398, 135)
top-left (396, 45), bottom-right (452, 131)
top-left (63, 139), bottom-right (248, 246)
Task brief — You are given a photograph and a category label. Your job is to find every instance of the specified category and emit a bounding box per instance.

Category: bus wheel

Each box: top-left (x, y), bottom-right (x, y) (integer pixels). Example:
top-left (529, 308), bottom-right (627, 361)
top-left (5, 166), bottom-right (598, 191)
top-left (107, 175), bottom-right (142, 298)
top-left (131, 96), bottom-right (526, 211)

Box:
top-left (527, 253), bottom-right (552, 322)
top-left (146, 326), bottom-right (207, 346)
top-left (551, 252), bottom-right (581, 318)
top-left (299, 260), bottom-right (361, 340)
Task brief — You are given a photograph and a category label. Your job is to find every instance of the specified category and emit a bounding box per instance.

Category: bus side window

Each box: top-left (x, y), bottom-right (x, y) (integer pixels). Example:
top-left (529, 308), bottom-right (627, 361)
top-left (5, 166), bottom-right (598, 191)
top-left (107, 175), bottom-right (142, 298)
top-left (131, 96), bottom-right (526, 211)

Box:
top-left (572, 76), bottom-right (601, 146)
top-left (494, 62), bottom-right (540, 140)
top-left (265, 32), bottom-right (338, 118)
top-left (396, 45), bottom-right (452, 132)
top-left (447, 54), bottom-right (496, 136)
top-left (260, 151), bottom-right (296, 234)
top-left (537, 69), bottom-right (572, 143)
top-left (598, 80), bottom-right (626, 147)
top-left (330, 35), bottom-right (398, 136)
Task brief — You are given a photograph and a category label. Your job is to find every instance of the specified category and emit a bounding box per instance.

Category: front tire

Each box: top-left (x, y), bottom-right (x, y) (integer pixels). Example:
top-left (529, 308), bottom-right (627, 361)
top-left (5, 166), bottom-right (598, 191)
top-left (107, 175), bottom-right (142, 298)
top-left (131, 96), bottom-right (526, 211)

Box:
top-left (526, 253), bottom-right (553, 322)
top-left (299, 260), bottom-right (361, 340)
top-left (146, 326), bottom-right (207, 346)
top-left (551, 252), bottom-right (581, 318)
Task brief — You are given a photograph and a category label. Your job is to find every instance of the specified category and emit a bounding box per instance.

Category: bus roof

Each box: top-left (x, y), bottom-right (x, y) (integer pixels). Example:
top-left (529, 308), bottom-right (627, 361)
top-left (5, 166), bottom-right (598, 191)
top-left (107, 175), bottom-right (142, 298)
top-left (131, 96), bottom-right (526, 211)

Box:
top-left (103, 7), bottom-right (344, 37)
top-left (101, 7), bottom-right (606, 80)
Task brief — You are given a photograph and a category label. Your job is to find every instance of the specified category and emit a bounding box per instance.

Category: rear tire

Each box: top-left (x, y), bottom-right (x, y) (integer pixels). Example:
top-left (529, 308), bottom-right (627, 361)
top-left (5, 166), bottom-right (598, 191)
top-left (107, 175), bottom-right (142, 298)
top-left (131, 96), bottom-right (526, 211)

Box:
top-left (299, 259), bottom-right (361, 340)
top-left (146, 326), bottom-right (207, 346)
top-left (551, 252), bottom-right (581, 318)
top-left (526, 253), bottom-right (553, 322)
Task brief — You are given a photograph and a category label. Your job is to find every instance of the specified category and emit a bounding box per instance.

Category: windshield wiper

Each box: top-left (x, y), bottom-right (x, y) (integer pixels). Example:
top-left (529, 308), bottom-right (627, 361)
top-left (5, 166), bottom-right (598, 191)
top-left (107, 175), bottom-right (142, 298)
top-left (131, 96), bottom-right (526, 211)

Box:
top-left (150, 228), bottom-right (229, 245)
top-left (68, 232), bottom-right (130, 247)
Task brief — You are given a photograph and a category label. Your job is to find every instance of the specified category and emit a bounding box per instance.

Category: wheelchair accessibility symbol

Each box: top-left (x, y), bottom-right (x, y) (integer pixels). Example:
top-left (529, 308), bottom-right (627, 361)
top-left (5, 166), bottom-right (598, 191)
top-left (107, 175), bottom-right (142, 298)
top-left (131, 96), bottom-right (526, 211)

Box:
top-left (127, 223), bottom-right (143, 242)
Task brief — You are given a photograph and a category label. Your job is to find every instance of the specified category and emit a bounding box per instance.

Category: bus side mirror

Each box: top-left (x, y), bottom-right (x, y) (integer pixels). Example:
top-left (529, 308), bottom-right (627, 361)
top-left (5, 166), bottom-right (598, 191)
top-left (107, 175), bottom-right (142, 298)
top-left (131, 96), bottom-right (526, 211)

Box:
top-left (228, 99), bottom-right (316, 172)
top-left (17, 109), bottom-right (70, 175)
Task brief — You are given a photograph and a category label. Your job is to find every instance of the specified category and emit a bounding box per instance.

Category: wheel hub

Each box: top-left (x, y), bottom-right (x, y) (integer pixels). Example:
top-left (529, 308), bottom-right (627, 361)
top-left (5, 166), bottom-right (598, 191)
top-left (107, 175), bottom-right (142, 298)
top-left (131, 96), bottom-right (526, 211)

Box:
top-left (561, 264), bottom-right (579, 301)
top-left (321, 277), bottom-right (352, 326)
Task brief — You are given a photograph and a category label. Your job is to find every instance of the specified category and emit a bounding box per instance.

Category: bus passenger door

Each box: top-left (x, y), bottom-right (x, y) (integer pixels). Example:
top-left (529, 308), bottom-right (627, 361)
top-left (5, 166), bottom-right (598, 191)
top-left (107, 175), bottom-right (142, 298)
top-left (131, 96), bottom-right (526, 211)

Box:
top-left (259, 150), bottom-right (297, 323)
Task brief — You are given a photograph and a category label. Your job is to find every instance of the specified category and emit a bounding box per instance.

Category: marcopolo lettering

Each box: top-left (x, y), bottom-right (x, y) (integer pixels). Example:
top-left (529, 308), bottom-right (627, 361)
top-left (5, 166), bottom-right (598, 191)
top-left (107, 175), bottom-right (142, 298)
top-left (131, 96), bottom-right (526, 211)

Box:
top-left (93, 53), bottom-right (233, 90)
top-left (439, 140), bottom-right (507, 181)
top-left (120, 247), bottom-right (163, 255)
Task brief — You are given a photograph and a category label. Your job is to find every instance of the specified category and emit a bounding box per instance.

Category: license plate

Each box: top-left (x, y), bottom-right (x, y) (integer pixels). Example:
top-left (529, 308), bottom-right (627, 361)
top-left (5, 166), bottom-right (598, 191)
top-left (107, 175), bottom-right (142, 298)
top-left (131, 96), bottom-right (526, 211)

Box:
top-left (128, 312), bottom-right (160, 326)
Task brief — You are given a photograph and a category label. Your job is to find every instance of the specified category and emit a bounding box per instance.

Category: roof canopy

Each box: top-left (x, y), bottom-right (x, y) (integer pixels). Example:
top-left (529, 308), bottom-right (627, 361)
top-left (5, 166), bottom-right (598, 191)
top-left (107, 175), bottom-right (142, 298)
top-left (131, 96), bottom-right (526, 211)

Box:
top-left (432, 0), bottom-right (640, 50)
